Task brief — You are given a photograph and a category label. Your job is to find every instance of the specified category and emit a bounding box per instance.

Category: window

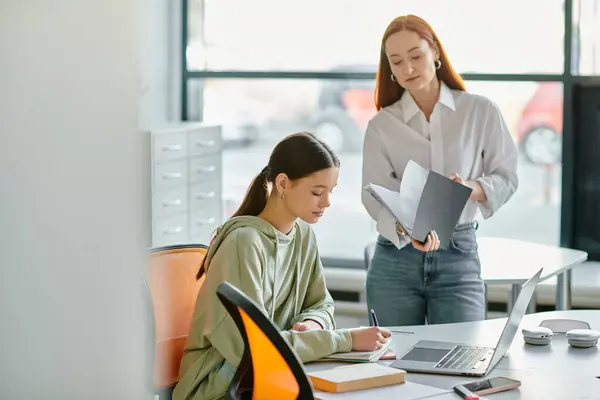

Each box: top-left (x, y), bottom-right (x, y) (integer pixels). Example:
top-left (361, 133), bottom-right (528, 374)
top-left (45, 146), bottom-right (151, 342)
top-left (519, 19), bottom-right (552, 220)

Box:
top-left (573, 0), bottom-right (600, 75)
top-left (183, 0), bottom-right (600, 260)
top-left (187, 79), bottom-right (563, 259)
top-left (187, 0), bottom-right (565, 74)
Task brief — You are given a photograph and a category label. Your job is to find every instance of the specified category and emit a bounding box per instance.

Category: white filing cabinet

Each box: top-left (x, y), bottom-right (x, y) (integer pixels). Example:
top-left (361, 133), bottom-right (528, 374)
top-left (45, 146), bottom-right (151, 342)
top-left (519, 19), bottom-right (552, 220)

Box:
top-left (150, 123), bottom-right (223, 247)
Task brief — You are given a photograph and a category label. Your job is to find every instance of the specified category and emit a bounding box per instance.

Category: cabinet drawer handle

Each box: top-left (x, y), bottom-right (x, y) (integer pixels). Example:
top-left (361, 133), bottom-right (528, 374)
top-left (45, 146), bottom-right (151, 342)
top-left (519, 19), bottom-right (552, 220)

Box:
top-left (162, 172), bottom-right (182, 180)
top-left (195, 191), bottom-right (216, 199)
top-left (162, 226), bottom-right (183, 235)
top-left (162, 144), bottom-right (182, 152)
top-left (196, 217), bottom-right (216, 226)
top-left (195, 140), bottom-right (216, 148)
top-left (162, 199), bottom-right (182, 207)
top-left (196, 165), bottom-right (216, 174)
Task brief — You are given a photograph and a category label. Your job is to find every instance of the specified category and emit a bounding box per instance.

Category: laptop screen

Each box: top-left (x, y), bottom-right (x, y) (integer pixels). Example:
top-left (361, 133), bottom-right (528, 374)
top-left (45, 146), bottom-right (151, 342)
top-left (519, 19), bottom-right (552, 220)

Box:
top-left (487, 268), bottom-right (543, 369)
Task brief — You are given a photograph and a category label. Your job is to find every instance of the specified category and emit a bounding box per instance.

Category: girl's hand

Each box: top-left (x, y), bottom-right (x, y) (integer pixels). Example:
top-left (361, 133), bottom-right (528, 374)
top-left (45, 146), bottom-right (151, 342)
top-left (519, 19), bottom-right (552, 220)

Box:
top-left (290, 320), bottom-right (323, 332)
top-left (348, 326), bottom-right (392, 351)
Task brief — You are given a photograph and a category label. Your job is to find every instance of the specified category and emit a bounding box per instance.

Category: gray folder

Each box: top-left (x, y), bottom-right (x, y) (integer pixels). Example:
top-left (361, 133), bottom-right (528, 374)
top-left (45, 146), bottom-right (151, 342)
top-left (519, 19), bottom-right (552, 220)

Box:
top-left (364, 162), bottom-right (472, 249)
top-left (411, 170), bottom-right (473, 248)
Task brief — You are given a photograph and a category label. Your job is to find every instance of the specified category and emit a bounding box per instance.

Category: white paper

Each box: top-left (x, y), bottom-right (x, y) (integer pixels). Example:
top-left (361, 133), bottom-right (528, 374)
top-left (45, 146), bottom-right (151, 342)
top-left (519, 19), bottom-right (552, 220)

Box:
top-left (322, 338), bottom-right (392, 362)
top-left (398, 160), bottom-right (429, 231)
top-left (363, 160), bottom-right (429, 235)
top-left (364, 184), bottom-right (413, 234)
top-left (314, 380), bottom-right (448, 400)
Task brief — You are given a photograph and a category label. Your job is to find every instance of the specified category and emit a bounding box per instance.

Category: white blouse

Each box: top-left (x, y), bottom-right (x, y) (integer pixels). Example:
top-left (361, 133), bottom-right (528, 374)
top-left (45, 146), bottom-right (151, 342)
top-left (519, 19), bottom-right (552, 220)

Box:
top-left (361, 82), bottom-right (519, 248)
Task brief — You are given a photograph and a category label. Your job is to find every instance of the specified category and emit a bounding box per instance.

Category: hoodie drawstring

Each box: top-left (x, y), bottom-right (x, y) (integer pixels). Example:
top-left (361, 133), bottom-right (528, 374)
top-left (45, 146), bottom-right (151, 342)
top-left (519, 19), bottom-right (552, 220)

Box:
top-left (293, 228), bottom-right (300, 318)
top-left (271, 222), bottom-right (301, 323)
top-left (271, 235), bottom-right (277, 321)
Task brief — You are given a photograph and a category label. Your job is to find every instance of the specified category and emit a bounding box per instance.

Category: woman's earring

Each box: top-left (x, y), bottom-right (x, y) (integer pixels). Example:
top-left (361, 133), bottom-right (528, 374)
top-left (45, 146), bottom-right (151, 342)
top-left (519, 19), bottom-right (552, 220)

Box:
top-left (280, 192), bottom-right (284, 200)
top-left (390, 73), bottom-right (396, 82)
top-left (434, 60), bottom-right (442, 69)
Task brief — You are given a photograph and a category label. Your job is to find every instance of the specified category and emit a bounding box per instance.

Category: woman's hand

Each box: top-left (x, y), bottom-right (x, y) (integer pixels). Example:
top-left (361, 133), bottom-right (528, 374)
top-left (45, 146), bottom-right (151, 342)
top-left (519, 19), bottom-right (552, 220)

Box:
top-left (290, 319), bottom-right (323, 332)
top-left (448, 173), bottom-right (487, 202)
top-left (349, 326), bottom-right (392, 351)
top-left (411, 231), bottom-right (440, 252)
top-left (448, 172), bottom-right (467, 186)
top-left (396, 222), bottom-right (407, 235)
top-left (399, 222), bottom-right (439, 252)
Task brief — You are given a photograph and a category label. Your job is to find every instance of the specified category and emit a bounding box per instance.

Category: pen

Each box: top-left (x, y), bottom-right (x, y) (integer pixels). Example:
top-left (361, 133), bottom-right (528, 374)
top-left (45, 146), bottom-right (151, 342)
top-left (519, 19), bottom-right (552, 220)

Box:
top-left (453, 384), bottom-right (480, 400)
top-left (390, 329), bottom-right (414, 335)
top-left (369, 309), bottom-right (414, 334)
top-left (369, 308), bottom-right (379, 327)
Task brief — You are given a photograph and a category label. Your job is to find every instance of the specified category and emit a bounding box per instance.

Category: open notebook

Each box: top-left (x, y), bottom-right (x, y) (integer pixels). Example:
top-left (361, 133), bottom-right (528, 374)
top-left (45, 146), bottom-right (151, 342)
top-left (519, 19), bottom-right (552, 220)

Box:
top-left (319, 338), bottom-right (394, 363)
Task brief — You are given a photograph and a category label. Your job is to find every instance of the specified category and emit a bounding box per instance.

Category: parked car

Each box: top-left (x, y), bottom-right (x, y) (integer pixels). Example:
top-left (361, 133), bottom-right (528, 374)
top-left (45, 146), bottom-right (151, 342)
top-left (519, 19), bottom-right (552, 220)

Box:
top-left (311, 65), bottom-right (377, 153)
top-left (515, 82), bottom-right (563, 165)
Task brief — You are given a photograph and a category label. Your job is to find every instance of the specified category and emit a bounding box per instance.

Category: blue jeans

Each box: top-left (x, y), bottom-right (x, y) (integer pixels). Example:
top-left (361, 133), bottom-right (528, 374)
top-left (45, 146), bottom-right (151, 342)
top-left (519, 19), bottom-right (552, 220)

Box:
top-left (366, 223), bottom-right (485, 326)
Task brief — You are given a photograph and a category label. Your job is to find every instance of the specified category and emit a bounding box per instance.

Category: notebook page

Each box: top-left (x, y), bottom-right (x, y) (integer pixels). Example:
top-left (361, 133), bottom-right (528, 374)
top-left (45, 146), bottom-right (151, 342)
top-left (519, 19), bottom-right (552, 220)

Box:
top-left (363, 160), bottom-right (428, 234)
top-left (398, 160), bottom-right (429, 232)
top-left (322, 338), bottom-right (392, 362)
top-left (363, 184), bottom-right (414, 234)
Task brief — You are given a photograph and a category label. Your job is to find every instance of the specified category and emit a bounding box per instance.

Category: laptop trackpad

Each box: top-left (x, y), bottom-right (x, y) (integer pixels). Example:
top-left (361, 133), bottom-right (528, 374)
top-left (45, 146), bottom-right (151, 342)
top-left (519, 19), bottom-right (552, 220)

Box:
top-left (400, 347), bottom-right (450, 363)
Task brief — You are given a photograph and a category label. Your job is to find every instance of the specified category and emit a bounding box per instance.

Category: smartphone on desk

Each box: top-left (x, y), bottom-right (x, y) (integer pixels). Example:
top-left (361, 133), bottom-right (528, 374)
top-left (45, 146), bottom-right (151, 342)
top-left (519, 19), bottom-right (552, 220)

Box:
top-left (457, 377), bottom-right (521, 396)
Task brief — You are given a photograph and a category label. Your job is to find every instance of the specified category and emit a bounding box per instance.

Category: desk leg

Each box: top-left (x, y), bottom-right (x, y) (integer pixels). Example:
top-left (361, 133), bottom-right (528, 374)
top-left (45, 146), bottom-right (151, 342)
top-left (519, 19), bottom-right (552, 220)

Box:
top-left (527, 292), bottom-right (537, 314)
top-left (508, 283), bottom-right (537, 314)
top-left (507, 284), bottom-right (520, 313)
top-left (484, 284), bottom-right (488, 319)
top-left (555, 269), bottom-right (572, 310)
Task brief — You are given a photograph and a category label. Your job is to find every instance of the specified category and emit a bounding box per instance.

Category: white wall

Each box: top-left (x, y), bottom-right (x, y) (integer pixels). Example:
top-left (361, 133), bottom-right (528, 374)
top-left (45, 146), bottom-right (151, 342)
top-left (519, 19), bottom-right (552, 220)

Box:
top-left (0, 1), bottom-right (152, 398)
top-left (140, 0), bottom-right (178, 128)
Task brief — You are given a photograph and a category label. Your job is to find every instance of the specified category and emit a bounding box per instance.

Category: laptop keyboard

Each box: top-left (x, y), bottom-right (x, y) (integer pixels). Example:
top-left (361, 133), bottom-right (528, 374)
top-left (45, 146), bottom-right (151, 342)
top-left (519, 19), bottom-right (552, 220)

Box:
top-left (434, 346), bottom-right (491, 370)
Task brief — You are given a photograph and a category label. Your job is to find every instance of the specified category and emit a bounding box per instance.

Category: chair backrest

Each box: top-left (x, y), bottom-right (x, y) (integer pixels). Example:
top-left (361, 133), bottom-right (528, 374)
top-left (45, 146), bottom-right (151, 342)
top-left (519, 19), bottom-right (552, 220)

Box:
top-left (146, 244), bottom-right (208, 390)
top-left (216, 282), bottom-right (315, 400)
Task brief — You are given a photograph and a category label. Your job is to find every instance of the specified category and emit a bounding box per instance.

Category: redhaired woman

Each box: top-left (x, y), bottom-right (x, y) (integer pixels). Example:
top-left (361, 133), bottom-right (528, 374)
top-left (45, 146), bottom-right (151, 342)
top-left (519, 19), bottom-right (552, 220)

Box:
top-left (363, 15), bottom-right (518, 326)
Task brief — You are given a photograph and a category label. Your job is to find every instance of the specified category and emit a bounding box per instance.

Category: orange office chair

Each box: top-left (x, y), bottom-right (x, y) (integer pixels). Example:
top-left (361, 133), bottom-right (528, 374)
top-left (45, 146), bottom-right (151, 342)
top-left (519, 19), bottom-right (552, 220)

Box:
top-left (145, 244), bottom-right (208, 400)
top-left (216, 281), bottom-right (315, 400)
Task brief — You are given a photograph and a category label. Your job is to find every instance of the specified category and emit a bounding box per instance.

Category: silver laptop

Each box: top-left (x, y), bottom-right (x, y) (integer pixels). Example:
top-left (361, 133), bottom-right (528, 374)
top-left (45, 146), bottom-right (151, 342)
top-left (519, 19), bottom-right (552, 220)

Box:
top-left (391, 268), bottom-right (542, 377)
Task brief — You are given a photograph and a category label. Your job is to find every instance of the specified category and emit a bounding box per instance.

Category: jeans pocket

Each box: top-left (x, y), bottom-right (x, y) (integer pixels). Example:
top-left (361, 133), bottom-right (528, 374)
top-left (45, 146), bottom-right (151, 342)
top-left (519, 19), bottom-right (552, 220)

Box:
top-left (375, 235), bottom-right (395, 247)
top-left (449, 231), bottom-right (478, 255)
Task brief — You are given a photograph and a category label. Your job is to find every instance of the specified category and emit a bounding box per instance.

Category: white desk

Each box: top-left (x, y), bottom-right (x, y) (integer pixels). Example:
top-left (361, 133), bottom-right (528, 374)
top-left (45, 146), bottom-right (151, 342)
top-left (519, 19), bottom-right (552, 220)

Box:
top-left (478, 238), bottom-right (588, 311)
top-left (357, 238), bottom-right (588, 313)
top-left (306, 310), bottom-right (600, 399)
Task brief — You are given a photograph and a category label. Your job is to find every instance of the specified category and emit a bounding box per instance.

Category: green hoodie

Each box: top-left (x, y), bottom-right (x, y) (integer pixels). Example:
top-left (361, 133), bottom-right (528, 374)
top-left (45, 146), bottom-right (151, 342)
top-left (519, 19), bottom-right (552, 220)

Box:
top-left (173, 216), bottom-right (353, 400)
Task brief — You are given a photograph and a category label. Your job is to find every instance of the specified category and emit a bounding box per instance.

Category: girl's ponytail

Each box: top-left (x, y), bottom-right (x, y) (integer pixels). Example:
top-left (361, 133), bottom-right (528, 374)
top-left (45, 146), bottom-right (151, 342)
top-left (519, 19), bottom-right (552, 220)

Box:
top-left (196, 167), bottom-right (269, 280)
